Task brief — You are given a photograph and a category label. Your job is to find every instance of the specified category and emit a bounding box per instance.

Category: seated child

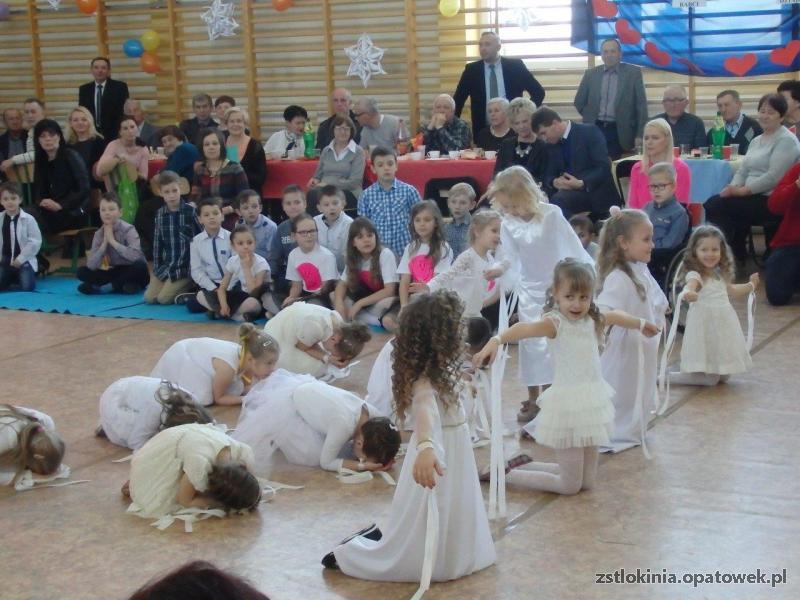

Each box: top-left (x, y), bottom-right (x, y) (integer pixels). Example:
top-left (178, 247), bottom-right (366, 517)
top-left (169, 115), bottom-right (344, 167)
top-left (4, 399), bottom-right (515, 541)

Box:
top-left (234, 368), bottom-right (400, 474)
top-left (569, 214), bottom-right (599, 261)
top-left (264, 185), bottom-right (305, 316)
top-left (77, 192), bottom-right (149, 295)
top-left (235, 189), bottom-right (277, 262)
top-left (97, 377), bottom-right (212, 451)
top-left (150, 323), bottom-right (279, 406)
top-left (188, 196), bottom-right (231, 314)
top-left (215, 224), bottom-right (269, 322)
top-left (281, 213), bottom-right (338, 309)
top-left (0, 181), bottom-right (42, 291)
top-left (1, 404), bottom-right (65, 487)
top-left (443, 182), bottom-right (476, 258)
top-left (314, 185), bottom-right (353, 273)
top-left (643, 162), bottom-right (690, 282)
top-left (145, 171), bottom-right (201, 305)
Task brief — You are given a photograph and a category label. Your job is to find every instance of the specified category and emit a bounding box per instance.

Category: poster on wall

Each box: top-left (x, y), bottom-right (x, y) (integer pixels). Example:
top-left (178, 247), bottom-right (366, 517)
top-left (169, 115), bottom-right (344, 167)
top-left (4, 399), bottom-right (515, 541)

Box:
top-left (572, 0), bottom-right (800, 76)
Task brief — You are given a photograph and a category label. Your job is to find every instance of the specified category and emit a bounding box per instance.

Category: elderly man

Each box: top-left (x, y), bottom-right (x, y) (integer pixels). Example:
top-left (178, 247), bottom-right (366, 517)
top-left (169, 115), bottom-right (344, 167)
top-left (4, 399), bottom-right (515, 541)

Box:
top-left (706, 90), bottom-right (762, 155)
top-left (316, 87), bottom-right (361, 150)
top-left (654, 85), bottom-right (706, 149)
top-left (0, 98), bottom-right (45, 173)
top-left (423, 94), bottom-right (472, 153)
top-left (531, 107), bottom-right (620, 221)
top-left (179, 93), bottom-right (218, 147)
top-left (573, 38), bottom-right (648, 160)
top-left (354, 97), bottom-right (400, 151)
top-left (454, 31), bottom-right (545, 137)
top-left (124, 99), bottom-right (160, 148)
top-left (0, 109), bottom-right (26, 169)
top-left (78, 57), bottom-right (129, 139)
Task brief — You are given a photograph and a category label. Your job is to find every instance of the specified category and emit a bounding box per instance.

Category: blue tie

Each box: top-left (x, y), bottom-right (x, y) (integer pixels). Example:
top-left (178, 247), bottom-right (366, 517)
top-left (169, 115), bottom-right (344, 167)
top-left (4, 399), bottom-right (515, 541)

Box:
top-left (95, 84), bottom-right (103, 129)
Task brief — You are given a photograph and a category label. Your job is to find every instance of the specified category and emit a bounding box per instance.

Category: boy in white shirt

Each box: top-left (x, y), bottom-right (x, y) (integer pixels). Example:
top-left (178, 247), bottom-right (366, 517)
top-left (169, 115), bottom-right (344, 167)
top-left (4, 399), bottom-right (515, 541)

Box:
top-left (314, 185), bottom-right (353, 273)
top-left (0, 181), bottom-right (42, 291)
top-left (187, 196), bottom-right (231, 314)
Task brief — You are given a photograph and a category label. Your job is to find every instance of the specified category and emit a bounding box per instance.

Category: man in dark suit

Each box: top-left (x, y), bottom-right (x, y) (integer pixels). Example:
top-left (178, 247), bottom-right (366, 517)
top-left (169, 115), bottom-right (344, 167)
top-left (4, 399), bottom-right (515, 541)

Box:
top-left (453, 31), bottom-right (545, 138)
top-left (78, 57), bottom-right (129, 140)
top-left (0, 108), bottom-right (27, 165)
top-left (123, 98), bottom-right (160, 148)
top-left (532, 107), bottom-right (621, 221)
top-left (179, 93), bottom-right (219, 147)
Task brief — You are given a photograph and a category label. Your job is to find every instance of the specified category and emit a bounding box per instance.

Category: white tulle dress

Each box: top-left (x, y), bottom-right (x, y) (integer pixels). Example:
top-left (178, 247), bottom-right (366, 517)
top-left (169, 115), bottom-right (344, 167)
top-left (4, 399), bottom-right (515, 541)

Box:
top-left (680, 271), bottom-right (752, 375)
top-left (523, 313), bottom-right (615, 448)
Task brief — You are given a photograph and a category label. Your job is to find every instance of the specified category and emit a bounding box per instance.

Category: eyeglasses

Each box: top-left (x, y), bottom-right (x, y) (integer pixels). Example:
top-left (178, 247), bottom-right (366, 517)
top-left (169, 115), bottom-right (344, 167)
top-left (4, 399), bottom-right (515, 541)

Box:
top-left (648, 183), bottom-right (673, 191)
top-left (295, 229), bottom-right (317, 236)
top-left (333, 125), bottom-right (351, 131)
top-left (663, 97), bottom-right (687, 104)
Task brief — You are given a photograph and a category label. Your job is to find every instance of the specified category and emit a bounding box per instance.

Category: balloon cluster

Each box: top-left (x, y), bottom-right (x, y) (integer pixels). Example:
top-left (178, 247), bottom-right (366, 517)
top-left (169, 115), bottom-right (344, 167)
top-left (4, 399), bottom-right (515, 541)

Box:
top-left (123, 30), bottom-right (161, 74)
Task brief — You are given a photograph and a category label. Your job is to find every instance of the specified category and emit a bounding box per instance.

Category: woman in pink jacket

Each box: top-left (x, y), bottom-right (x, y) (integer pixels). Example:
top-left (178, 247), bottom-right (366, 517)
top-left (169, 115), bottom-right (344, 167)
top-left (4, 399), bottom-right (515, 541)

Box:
top-left (627, 118), bottom-right (691, 209)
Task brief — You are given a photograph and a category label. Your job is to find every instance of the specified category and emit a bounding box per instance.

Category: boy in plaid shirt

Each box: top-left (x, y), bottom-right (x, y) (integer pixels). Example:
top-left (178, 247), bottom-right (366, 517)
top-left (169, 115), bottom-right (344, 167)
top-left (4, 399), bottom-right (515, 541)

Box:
top-left (144, 171), bottom-right (200, 304)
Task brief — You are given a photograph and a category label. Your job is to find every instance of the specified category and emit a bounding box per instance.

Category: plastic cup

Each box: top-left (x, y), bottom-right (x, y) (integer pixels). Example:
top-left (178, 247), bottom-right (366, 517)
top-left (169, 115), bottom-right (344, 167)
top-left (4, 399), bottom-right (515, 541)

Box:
top-left (409, 152), bottom-right (422, 160)
top-left (730, 144), bottom-right (739, 158)
top-left (485, 150), bottom-right (497, 160)
top-left (416, 145), bottom-right (426, 155)
top-left (448, 150), bottom-right (460, 160)
top-left (723, 145), bottom-right (732, 160)
top-left (699, 146), bottom-right (709, 157)
top-left (681, 144), bottom-right (691, 156)
top-left (427, 151), bottom-right (440, 159)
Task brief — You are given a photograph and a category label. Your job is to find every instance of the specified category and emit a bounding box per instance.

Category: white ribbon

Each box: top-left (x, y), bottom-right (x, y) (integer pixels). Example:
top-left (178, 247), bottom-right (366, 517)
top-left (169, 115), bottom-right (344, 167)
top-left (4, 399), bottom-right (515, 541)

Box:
top-left (657, 290), bottom-right (689, 416)
top-left (150, 507), bottom-right (227, 533)
top-left (14, 464), bottom-right (84, 491)
top-left (410, 490), bottom-right (439, 600)
top-left (111, 454), bottom-right (134, 463)
top-left (471, 370), bottom-right (491, 441)
top-left (745, 290), bottom-right (756, 353)
top-left (336, 467), bottom-right (396, 486)
top-left (631, 319), bottom-right (652, 460)
top-left (319, 360), bottom-right (361, 383)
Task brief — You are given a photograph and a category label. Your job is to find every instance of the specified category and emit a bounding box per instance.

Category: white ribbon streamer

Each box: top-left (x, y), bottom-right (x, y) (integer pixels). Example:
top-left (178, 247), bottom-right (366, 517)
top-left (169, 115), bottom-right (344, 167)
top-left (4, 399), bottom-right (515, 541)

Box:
top-left (631, 319), bottom-right (652, 459)
top-left (151, 507), bottom-right (227, 532)
top-left (410, 490), bottom-right (439, 600)
top-left (657, 290), bottom-right (689, 416)
top-left (336, 467), bottom-right (396, 486)
top-left (745, 291), bottom-right (756, 352)
top-left (14, 464), bottom-right (80, 491)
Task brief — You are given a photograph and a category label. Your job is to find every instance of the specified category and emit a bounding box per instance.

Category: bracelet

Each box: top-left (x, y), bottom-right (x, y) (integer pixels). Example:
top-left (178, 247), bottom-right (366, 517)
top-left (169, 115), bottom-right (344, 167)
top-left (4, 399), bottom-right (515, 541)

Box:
top-left (416, 441), bottom-right (435, 453)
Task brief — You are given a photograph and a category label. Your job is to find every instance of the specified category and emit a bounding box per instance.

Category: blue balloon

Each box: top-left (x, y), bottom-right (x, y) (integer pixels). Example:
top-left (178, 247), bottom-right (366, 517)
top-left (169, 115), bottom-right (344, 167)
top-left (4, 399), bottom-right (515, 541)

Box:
top-left (123, 39), bottom-right (144, 58)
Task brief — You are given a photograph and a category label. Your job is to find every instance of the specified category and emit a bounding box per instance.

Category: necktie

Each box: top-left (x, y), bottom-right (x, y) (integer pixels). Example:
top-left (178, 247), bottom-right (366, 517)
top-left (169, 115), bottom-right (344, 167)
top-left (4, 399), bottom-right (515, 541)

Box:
top-left (211, 237), bottom-right (225, 279)
top-left (489, 64), bottom-right (499, 99)
top-left (95, 84), bottom-right (103, 128)
top-left (561, 137), bottom-right (571, 169)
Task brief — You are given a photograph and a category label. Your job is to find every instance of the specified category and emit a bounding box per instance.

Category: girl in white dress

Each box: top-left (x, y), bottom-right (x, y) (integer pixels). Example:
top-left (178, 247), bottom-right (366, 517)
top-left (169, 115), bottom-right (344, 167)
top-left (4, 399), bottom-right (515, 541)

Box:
top-left (264, 302), bottom-right (370, 378)
top-left (150, 324), bottom-right (279, 406)
top-left (596, 209), bottom-right (669, 453)
top-left (411, 210), bottom-right (505, 321)
top-left (396, 200), bottom-right (454, 311)
top-left (214, 224), bottom-right (269, 322)
top-left (333, 217), bottom-right (399, 329)
top-left (491, 166), bottom-right (593, 422)
top-left (670, 225), bottom-right (759, 385)
top-left (234, 369), bottom-right (400, 474)
top-left (475, 260), bottom-right (659, 494)
top-left (125, 423), bottom-right (261, 520)
top-left (325, 291), bottom-right (495, 594)
top-left (97, 378), bottom-right (213, 450)
top-left (0, 405), bottom-right (65, 487)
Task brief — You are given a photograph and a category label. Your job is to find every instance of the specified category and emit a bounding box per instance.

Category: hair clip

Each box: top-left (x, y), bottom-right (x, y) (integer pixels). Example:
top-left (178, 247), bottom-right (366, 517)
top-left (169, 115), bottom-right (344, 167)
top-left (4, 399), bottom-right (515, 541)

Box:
top-left (388, 423), bottom-right (398, 432)
top-left (33, 453), bottom-right (45, 459)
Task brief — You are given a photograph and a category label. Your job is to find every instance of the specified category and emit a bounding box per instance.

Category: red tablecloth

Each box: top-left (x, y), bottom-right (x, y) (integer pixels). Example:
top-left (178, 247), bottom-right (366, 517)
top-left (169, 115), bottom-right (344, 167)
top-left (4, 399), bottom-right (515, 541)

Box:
top-left (262, 159), bottom-right (319, 199)
top-left (148, 158), bottom-right (166, 179)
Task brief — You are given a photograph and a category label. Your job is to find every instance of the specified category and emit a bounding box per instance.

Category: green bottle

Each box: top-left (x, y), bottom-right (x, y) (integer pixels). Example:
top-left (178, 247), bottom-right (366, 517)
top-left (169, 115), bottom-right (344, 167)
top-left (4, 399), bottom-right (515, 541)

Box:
top-left (711, 112), bottom-right (725, 159)
top-left (303, 118), bottom-right (315, 159)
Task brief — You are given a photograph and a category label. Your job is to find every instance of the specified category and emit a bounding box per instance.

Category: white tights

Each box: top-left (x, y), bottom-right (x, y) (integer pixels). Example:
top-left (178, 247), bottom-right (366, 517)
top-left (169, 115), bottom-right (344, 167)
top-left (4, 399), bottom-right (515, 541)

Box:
top-left (506, 446), bottom-right (599, 495)
top-left (668, 371), bottom-right (729, 386)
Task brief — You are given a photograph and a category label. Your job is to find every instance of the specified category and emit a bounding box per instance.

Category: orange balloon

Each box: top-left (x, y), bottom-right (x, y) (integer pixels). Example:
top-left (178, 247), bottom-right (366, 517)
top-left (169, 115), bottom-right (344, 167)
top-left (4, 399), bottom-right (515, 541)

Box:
top-left (140, 51), bottom-right (160, 74)
top-left (76, 0), bottom-right (98, 15)
top-left (272, 0), bottom-right (293, 11)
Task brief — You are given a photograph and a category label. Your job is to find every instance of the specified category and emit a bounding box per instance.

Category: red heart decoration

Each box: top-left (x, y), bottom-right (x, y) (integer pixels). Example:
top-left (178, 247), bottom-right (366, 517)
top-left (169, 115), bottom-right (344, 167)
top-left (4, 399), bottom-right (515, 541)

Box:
top-left (770, 41), bottom-right (800, 67)
top-left (645, 42), bottom-right (671, 67)
top-left (592, 0), bottom-right (618, 19)
top-left (724, 53), bottom-right (757, 77)
top-left (615, 19), bottom-right (641, 45)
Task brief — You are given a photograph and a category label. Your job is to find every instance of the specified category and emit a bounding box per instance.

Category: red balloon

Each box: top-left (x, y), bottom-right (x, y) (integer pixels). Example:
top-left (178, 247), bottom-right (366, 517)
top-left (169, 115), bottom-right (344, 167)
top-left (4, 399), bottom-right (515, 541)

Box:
top-left (140, 51), bottom-right (160, 74)
top-left (272, 0), bottom-right (293, 11)
top-left (76, 0), bottom-right (98, 15)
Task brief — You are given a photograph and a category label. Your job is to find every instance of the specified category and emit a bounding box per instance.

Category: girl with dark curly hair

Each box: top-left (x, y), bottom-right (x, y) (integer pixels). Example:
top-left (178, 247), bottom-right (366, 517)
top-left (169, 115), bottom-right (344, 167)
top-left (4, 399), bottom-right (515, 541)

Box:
top-left (324, 290), bottom-right (496, 595)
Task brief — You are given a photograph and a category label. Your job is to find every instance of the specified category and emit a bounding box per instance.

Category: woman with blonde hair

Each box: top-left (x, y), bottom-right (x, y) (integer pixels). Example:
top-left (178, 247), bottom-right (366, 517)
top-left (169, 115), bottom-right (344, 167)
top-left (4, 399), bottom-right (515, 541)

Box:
top-left (223, 106), bottom-right (267, 194)
top-left (627, 117), bottom-right (691, 209)
top-left (65, 106), bottom-right (106, 191)
top-left (489, 165), bottom-right (592, 423)
top-left (493, 98), bottom-right (549, 183)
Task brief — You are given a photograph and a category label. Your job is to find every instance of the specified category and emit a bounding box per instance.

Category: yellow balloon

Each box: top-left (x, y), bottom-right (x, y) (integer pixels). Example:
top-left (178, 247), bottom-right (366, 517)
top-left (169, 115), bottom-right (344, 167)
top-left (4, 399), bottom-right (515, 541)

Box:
top-left (439, 0), bottom-right (459, 18)
top-left (140, 30), bottom-right (161, 52)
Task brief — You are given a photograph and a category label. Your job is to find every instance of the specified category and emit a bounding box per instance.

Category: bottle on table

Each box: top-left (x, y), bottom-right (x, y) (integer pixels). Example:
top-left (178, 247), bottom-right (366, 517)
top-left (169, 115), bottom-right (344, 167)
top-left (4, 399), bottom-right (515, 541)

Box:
top-left (303, 118), bottom-right (316, 158)
top-left (711, 112), bottom-right (726, 160)
top-left (395, 118), bottom-right (410, 156)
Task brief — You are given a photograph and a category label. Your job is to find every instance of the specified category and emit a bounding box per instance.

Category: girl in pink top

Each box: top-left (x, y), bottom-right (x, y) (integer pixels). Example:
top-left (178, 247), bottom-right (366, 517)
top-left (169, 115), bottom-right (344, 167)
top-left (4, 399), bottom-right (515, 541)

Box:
top-left (627, 118), bottom-right (691, 209)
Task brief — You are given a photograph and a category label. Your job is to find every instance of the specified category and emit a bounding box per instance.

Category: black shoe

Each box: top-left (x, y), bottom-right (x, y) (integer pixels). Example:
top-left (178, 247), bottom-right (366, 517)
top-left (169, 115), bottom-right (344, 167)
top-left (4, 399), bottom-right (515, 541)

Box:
top-left (174, 292), bottom-right (193, 306)
top-left (78, 282), bottom-right (100, 295)
top-left (94, 426), bottom-right (107, 438)
top-left (321, 551), bottom-right (339, 570)
top-left (121, 283), bottom-right (141, 294)
top-left (206, 311), bottom-right (219, 320)
top-left (339, 523), bottom-right (382, 545)
top-left (242, 311), bottom-right (260, 323)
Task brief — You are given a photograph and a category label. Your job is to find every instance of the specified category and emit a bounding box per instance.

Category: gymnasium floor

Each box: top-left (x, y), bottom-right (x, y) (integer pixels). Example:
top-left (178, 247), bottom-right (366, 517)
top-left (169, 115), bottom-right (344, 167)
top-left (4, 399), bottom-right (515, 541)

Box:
top-left (0, 287), bottom-right (798, 600)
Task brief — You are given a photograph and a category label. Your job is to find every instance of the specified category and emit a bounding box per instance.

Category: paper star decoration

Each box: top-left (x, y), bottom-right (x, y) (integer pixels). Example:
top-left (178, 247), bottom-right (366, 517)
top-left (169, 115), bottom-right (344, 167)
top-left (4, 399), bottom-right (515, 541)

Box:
top-left (47, 0), bottom-right (61, 10)
top-left (345, 33), bottom-right (387, 88)
top-left (503, 5), bottom-right (545, 32)
top-left (201, 0), bottom-right (239, 42)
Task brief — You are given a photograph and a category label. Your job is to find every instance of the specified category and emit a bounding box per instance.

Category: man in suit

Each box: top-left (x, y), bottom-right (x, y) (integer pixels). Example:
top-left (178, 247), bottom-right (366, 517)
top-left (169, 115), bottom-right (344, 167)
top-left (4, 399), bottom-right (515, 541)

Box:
top-left (316, 87), bottom-right (361, 150)
top-left (123, 98), bottom-right (160, 148)
top-left (531, 107), bottom-right (621, 221)
top-left (453, 31), bottom-right (545, 137)
top-left (573, 38), bottom-right (648, 160)
top-left (706, 89), bottom-right (762, 155)
top-left (0, 109), bottom-right (27, 173)
top-left (654, 85), bottom-right (706, 150)
top-left (78, 57), bottom-right (129, 140)
top-left (179, 93), bottom-right (219, 147)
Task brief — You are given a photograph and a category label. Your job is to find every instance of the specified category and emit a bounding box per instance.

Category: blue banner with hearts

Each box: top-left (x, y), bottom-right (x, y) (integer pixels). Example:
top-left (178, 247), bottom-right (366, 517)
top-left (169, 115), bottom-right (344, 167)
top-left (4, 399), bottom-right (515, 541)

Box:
top-left (572, 0), bottom-right (800, 77)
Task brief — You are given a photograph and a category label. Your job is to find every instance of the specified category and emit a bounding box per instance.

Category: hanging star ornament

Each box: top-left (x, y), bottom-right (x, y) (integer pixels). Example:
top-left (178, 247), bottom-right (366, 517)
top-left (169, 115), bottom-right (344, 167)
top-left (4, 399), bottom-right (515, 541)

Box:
top-left (503, 4), bottom-right (546, 32)
top-left (345, 33), bottom-right (387, 88)
top-left (47, 0), bottom-right (61, 10)
top-left (201, 0), bottom-right (239, 42)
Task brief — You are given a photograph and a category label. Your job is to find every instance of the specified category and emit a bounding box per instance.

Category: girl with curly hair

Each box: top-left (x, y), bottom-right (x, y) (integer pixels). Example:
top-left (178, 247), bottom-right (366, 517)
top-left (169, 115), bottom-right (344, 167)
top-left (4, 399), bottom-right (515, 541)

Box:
top-left (323, 290), bottom-right (496, 594)
top-left (475, 259), bottom-right (659, 494)
top-left (669, 225), bottom-right (759, 386)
